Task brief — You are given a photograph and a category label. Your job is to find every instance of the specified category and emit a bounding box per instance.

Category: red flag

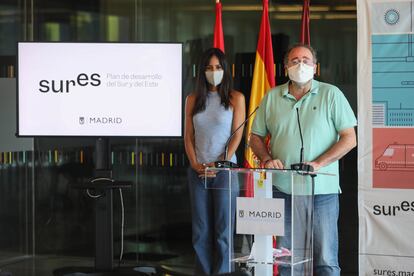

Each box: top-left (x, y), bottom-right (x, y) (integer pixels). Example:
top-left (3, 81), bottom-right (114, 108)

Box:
top-left (243, 0), bottom-right (275, 197)
top-left (213, 0), bottom-right (225, 52)
top-left (300, 0), bottom-right (311, 45)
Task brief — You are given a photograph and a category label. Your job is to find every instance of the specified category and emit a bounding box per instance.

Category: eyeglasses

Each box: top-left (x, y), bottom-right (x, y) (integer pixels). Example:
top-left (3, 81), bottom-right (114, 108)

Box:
top-left (288, 58), bottom-right (314, 66)
top-left (205, 64), bottom-right (223, 71)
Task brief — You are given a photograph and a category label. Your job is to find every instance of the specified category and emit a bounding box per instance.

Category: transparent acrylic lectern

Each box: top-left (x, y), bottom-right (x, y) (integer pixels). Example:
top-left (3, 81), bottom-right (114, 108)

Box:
top-left (204, 167), bottom-right (333, 276)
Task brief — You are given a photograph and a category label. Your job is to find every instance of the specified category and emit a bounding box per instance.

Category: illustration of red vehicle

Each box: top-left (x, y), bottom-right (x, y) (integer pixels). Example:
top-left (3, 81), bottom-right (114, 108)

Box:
top-left (375, 143), bottom-right (414, 170)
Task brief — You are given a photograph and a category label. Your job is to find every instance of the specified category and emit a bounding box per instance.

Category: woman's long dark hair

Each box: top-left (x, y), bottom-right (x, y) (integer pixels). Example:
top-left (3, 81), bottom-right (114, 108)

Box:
top-left (192, 48), bottom-right (233, 116)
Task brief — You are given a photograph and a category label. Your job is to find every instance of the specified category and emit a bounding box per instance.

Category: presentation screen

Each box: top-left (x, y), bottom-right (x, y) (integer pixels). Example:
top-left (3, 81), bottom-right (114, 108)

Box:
top-left (17, 42), bottom-right (182, 137)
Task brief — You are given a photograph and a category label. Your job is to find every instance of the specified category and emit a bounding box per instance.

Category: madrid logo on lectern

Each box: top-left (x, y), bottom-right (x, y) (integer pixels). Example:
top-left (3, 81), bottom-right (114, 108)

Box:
top-left (236, 197), bottom-right (285, 236)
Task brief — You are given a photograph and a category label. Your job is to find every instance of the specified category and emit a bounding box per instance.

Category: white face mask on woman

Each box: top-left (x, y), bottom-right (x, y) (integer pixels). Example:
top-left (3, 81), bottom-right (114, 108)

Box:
top-left (205, 70), bottom-right (224, 87)
top-left (287, 62), bottom-right (314, 86)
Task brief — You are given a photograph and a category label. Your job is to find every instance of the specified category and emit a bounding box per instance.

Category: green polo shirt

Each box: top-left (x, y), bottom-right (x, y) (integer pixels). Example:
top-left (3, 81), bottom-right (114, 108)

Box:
top-left (251, 80), bottom-right (357, 194)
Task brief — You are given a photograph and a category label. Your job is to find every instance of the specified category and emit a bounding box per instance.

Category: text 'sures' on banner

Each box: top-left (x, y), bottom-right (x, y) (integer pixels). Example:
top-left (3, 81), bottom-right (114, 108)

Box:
top-left (358, 1), bottom-right (414, 275)
top-left (17, 42), bottom-right (182, 137)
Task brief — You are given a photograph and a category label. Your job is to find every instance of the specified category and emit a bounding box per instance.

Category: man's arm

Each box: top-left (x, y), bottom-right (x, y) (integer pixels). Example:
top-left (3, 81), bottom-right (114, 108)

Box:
top-left (249, 133), bottom-right (284, 169)
top-left (308, 127), bottom-right (357, 171)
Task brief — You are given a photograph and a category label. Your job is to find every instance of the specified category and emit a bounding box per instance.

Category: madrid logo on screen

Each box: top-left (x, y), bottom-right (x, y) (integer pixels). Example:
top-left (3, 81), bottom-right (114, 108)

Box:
top-left (79, 116), bottom-right (122, 125)
top-left (39, 73), bottom-right (101, 93)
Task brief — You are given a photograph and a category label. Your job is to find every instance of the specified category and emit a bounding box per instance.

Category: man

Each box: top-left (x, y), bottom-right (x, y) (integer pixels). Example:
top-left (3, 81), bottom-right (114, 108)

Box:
top-left (249, 43), bottom-right (357, 275)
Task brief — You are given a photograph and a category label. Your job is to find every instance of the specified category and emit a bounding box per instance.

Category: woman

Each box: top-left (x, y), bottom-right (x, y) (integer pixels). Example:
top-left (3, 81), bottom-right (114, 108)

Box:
top-left (184, 48), bottom-right (245, 275)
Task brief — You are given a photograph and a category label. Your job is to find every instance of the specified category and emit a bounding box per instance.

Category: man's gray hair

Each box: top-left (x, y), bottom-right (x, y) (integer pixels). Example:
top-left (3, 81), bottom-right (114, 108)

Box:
top-left (283, 43), bottom-right (318, 65)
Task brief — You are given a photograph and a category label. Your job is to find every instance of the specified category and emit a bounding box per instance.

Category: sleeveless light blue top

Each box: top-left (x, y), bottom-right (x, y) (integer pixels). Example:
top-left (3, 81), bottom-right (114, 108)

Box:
top-left (193, 91), bottom-right (237, 164)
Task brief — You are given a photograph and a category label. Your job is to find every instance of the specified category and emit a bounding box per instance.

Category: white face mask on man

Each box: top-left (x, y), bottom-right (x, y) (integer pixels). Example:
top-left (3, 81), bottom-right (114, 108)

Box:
top-left (205, 70), bottom-right (224, 87)
top-left (287, 62), bottom-right (314, 85)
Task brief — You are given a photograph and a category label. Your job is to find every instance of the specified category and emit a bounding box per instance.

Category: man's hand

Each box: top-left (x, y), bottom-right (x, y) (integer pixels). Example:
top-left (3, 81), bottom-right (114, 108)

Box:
top-left (263, 159), bottom-right (285, 169)
top-left (305, 161), bottom-right (321, 171)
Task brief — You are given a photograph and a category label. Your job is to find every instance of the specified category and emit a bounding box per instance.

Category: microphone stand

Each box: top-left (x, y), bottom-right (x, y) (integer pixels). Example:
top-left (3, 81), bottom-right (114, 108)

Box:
top-left (215, 106), bottom-right (259, 168)
top-left (289, 108), bottom-right (316, 275)
top-left (290, 108), bottom-right (314, 173)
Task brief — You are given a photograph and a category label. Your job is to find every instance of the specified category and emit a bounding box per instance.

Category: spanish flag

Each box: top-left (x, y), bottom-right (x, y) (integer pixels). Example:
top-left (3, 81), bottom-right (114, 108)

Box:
top-left (244, 0), bottom-right (275, 197)
top-left (213, 0), bottom-right (225, 52)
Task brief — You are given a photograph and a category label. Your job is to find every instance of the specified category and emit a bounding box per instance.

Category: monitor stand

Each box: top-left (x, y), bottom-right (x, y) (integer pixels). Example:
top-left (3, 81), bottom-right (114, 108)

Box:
top-left (54, 138), bottom-right (153, 276)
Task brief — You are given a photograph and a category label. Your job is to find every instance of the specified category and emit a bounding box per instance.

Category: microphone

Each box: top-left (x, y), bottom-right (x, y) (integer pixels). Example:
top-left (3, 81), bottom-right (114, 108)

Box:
top-left (290, 108), bottom-right (314, 173)
top-left (215, 106), bottom-right (259, 168)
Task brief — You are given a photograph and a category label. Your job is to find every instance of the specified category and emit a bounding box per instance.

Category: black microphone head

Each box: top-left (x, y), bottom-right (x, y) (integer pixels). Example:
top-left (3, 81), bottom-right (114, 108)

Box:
top-left (290, 163), bottom-right (314, 173)
top-left (214, 160), bottom-right (239, 168)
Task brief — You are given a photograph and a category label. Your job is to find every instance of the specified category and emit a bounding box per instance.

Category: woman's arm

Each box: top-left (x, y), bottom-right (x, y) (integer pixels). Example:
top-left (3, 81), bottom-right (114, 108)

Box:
top-left (184, 94), bottom-right (205, 175)
top-left (225, 91), bottom-right (246, 161)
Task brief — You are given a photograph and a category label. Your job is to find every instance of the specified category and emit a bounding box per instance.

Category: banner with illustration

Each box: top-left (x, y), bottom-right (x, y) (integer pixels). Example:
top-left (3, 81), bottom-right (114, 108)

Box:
top-left (358, 0), bottom-right (414, 274)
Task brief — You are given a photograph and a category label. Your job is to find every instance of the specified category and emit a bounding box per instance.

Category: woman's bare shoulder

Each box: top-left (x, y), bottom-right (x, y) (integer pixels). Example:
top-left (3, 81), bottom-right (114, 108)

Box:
top-left (186, 92), bottom-right (197, 102)
top-left (230, 90), bottom-right (245, 103)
